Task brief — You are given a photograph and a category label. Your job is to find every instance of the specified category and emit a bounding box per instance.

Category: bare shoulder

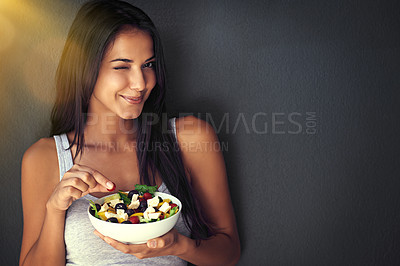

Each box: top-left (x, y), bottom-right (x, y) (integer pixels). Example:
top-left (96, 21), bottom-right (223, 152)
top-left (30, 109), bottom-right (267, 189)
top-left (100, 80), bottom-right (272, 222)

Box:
top-left (175, 115), bottom-right (219, 148)
top-left (23, 137), bottom-right (57, 168)
top-left (174, 116), bottom-right (225, 180)
top-left (22, 137), bottom-right (59, 186)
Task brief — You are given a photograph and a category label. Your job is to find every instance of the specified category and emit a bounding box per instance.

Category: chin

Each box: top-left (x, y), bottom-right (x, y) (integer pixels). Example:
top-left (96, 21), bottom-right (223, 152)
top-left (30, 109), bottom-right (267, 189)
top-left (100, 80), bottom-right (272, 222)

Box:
top-left (120, 114), bottom-right (140, 120)
top-left (119, 111), bottom-right (142, 120)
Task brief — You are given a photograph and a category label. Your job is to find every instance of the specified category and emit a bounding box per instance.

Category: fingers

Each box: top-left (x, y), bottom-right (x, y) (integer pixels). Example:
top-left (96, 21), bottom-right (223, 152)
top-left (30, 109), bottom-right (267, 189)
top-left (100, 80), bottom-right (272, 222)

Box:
top-left (47, 184), bottom-right (84, 211)
top-left (94, 231), bottom-right (135, 254)
top-left (147, 238), bottom-right (166, 249)
top-left (64, 173), bottom-right (90, 191)
top-left (50, 164), bottom-right (115, 211)
top-left (72, 164), bottom-right (115, 191)
top-left (93, 229), bottom-right (179, 259)
top-left (60, 185), bottom-right (84, 201)
top-left (58, 164), bottom-right (115, 202)
top-left (74, 170), bottom-right (97, 189)
top-left (146, 229), bottom-right (176, 249)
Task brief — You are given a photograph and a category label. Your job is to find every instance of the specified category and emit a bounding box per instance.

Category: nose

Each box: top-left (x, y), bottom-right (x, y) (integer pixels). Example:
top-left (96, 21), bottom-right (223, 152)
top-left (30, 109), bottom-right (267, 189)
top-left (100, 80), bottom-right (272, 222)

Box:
top-left (129, 68), bottom-right (146, 92)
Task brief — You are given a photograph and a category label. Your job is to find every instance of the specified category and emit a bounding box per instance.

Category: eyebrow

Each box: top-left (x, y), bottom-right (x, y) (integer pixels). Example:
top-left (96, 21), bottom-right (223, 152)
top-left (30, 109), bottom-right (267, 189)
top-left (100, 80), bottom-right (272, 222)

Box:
top-left (145, 55), bottom-right (155, 62)
top-left (109, 55), bottom-right (155, 63)
top-left (110, 58), bottom-right (133, 63)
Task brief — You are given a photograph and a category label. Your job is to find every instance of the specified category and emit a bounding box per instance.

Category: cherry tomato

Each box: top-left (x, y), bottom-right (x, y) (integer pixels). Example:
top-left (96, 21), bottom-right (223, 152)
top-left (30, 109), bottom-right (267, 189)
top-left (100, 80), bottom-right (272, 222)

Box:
top-left (143, 192), bottom-right (152, 200)
top-left (129, 216), bottom-right (140, 224)
top-left (170, 203), bottom-right (178, 208)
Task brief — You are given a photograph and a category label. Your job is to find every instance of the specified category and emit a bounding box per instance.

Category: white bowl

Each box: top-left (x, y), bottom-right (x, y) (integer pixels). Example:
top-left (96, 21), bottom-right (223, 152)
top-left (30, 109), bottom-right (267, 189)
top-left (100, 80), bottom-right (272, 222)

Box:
top-left (88, 192), bottom-right (182, 244)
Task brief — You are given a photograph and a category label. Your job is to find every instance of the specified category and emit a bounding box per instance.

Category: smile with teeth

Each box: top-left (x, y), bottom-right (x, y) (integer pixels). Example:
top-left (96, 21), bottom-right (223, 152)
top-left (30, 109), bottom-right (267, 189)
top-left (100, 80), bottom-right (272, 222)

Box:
top-left (122, 95), bottom-right (143, 104)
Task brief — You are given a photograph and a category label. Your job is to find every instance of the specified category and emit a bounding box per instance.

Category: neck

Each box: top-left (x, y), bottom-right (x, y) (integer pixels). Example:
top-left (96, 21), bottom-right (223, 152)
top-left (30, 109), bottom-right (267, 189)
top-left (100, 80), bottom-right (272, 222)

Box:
top-left (84, 112), bottom-right (138, 145)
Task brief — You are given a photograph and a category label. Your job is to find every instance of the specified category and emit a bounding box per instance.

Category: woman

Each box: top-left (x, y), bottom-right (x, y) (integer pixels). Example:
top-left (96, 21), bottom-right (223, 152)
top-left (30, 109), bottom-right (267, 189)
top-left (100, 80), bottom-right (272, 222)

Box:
top-left (19, 0), bottom-right (240, 265)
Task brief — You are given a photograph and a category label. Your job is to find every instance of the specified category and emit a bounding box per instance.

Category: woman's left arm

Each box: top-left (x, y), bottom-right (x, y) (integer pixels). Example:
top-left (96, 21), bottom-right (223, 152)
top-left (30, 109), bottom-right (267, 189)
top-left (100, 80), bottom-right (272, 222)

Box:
top-left (173, 115), bottom-right (241, 265)
top-left (95, 116), bottom-right (240, 265)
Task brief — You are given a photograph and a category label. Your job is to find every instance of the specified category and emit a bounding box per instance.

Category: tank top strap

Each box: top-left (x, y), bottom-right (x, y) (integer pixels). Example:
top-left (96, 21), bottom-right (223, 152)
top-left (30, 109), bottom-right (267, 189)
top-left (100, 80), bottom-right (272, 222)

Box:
top-left (169, 117), bottom-right (177, 139)
top-left (53, 133), bottom-right (74, 181)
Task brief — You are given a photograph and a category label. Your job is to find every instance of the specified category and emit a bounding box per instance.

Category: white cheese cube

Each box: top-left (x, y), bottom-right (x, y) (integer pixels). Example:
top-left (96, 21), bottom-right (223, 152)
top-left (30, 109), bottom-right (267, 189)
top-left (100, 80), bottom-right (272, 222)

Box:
top-left (104, 211), bottom-right (128, 222)
top-left (128, 200), bottom-right (140, 210)
top-left (147, 197), bottom-right (159, 208)
top-left (99, 203), bottom-right (110, 212)
top-left (131, 194), bottom-right (139, 202)
top-left (148, 212), bottom-right (161, 220)
top-left (105, 212), bottom-right (118, 219)
top-left (116, 209), bottom-right (125, 216)
top-left (158, 202), bottom-right (171, 213)
top-left (143, 207), bottom-right (155, 220)
top-left (117, 212), bottom-right (128, 221)
top-left (144, 206), bottom-right (155, 214)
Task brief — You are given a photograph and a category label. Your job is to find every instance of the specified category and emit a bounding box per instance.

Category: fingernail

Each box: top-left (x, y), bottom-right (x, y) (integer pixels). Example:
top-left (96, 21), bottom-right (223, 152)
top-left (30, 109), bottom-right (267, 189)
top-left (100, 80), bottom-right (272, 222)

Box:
top-left (148, 240), bottom-right (157, 248)
top-left (106, 182), bottom-right (115, 191)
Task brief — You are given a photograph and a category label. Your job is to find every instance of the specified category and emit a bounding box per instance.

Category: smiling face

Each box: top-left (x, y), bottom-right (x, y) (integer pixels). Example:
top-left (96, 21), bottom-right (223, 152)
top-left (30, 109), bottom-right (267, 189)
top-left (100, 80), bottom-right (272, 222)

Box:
top-left (90, 27), bottom-right (156, 120)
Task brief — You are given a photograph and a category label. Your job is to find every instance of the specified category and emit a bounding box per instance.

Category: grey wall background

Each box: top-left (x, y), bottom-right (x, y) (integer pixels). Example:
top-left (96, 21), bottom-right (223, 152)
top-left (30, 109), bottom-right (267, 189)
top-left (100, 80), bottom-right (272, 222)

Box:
top-left (1, 0), bottom-right (399, 265)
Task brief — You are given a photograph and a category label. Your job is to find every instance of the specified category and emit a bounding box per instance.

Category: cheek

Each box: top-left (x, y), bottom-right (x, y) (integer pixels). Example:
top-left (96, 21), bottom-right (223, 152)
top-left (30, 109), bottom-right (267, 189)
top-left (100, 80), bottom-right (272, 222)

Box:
top-left (95, 73), bottom-right (126, 95)
top-left (145, 71), bottom-right (157, 89)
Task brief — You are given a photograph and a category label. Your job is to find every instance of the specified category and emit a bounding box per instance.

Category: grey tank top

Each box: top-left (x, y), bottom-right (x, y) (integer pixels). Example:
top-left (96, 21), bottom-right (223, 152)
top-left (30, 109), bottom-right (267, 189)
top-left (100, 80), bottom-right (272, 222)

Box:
top-left (53, 118), bottom-right (190, 265)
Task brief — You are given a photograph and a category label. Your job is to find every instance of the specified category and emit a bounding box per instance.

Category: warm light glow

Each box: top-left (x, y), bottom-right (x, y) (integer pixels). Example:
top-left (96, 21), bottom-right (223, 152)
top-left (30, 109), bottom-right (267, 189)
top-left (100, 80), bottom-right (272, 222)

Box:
top-left (23, 37), bottom-right (65, 104)
top-left (0, 14), bottom-right (15, 52)
top-left (0, 0), bottom-right (76, 104)
top-left (0, 0), bottom-right (45, 23)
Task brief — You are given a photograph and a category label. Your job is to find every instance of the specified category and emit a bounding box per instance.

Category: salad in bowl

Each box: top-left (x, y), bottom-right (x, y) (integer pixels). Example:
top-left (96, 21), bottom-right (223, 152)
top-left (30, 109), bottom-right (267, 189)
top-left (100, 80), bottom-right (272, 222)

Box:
top-left (88, 184), bottom-right (182, 244)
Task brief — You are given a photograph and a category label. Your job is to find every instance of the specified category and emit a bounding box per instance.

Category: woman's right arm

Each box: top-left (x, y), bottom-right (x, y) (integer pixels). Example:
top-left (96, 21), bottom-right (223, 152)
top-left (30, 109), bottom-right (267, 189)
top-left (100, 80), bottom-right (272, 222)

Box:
top-left (19, 138), bottom-right (114, 266)
top-left (20, 138), bottom-right (66, 266)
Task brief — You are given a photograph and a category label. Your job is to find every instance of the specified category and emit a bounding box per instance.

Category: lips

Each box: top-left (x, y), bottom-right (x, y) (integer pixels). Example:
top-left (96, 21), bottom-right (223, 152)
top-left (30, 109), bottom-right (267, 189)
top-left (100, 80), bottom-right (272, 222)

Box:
top-left (121, 95), bottom-right (143, 104)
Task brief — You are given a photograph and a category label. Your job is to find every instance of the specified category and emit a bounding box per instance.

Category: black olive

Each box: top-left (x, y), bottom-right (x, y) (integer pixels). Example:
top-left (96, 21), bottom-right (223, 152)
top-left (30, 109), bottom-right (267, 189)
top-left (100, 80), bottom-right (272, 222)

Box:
top-left (106, 217), bottom-right (118, 223)
top-left (122, 220), bottom-right (132, 224)
top-left (126, 209), bottom-right (135, 216)
top-left (128, 190), bottom-right (139, 199)
top-left (139, 201), bottom-right (147, 212)
top-left (115, 203), bottom-right (127, 212)
top-left (89, 204), bottom-right (101, 216)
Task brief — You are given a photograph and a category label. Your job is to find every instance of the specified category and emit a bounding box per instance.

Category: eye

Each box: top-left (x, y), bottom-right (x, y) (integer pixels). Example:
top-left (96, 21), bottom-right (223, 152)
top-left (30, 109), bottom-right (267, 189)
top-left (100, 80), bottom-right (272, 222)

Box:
top-left (113, 66), bottom-right (129, 70)
top-left (143, 61), bottom-right (156, 69)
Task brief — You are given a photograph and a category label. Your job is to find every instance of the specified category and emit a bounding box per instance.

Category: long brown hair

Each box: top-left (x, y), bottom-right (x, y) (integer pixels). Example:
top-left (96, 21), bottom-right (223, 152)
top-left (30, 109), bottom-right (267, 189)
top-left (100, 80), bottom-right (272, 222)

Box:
top-left (51, 0), bottom-right (212, 241)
